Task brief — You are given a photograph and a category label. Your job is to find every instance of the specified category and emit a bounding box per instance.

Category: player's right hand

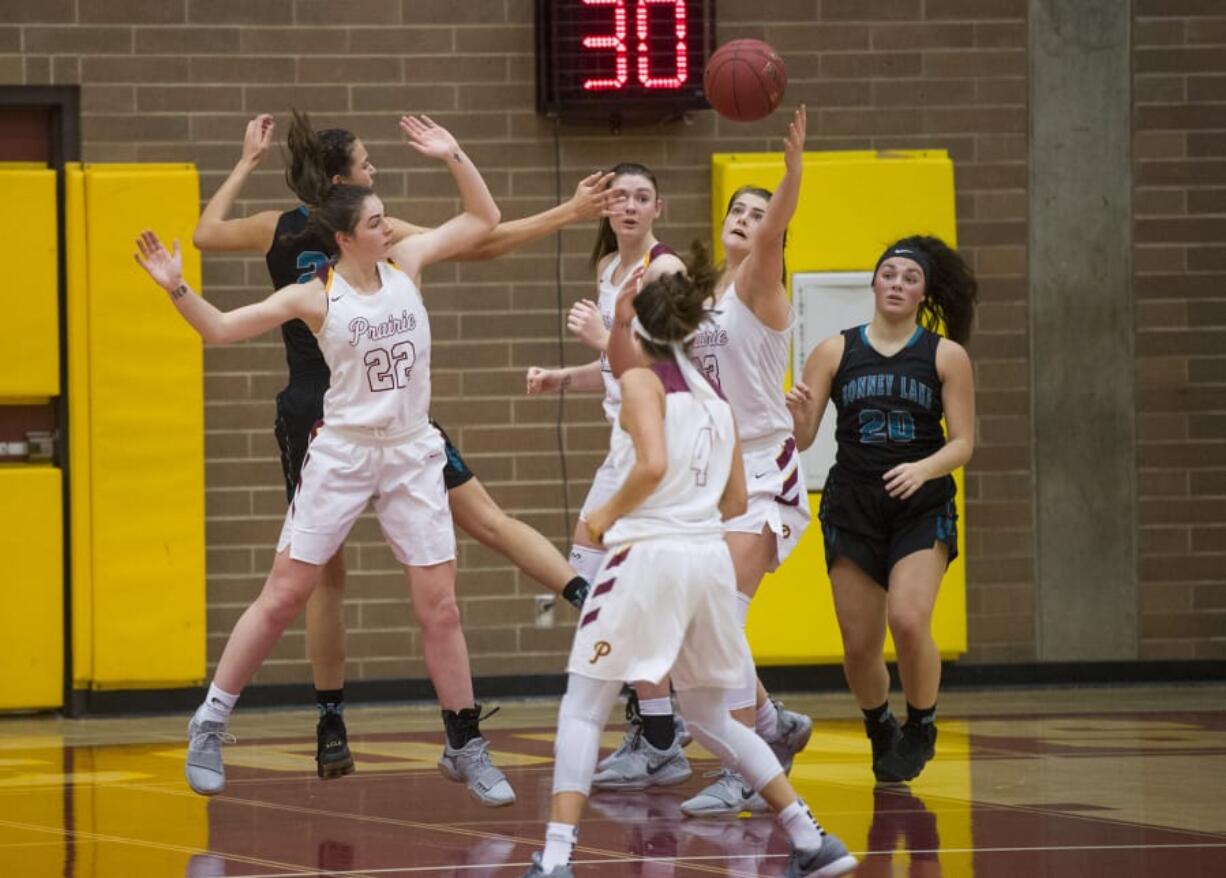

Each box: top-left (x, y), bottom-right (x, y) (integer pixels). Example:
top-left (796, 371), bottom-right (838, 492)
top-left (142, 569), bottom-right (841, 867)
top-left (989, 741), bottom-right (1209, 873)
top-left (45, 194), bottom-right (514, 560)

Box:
top-left (134, 230), bottom-right (184, 293)
top-left (526, 366), bottom-right (559, 395)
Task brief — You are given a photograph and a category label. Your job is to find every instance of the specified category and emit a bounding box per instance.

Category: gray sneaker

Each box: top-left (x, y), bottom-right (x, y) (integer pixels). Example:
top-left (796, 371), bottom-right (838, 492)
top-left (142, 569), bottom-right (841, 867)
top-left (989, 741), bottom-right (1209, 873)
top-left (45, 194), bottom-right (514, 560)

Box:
top-left (591, 731), bottom-right (692, 790)
top-left (438, 737), bottom-right (516, 807)
top-left (680, 768), bottom-right (769, 817)
top-left (781, 832), bottom-right (858, 878)
top-left (598, 714), bottom-right (690, 772)
top-left (185, 718), bottom-right (233, 796)
top-left (519, 851), bottom-right (575, 878)
top-left (767, 700), bottom-right (813, 775)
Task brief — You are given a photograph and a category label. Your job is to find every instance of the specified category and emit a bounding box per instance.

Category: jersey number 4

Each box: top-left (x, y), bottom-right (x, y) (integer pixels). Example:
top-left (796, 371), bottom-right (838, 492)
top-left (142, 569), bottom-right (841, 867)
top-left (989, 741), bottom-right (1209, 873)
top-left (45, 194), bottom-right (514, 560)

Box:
top-left (364, 342), bottom-right (417, 392)
top-left (859, 409), bottom-right (914, 444)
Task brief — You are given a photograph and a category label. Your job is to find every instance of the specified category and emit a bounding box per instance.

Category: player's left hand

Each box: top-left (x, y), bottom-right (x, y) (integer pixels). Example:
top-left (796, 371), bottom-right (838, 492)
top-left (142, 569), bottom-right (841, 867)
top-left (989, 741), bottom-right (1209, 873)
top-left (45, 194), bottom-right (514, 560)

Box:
top-left (400, 115), bottom-right (461, 161)
top-left (614, 264), bottom-right (646, 322)
top-left (571, 171), bottom-right (625, 220)
top-left (567, 299), bottom-right (609, 350)
top-left (883, 461), bottom-right (931, 500)
top-left (783, 105), bottom-right (806, 173)
top-left (134, 230), bottom-right (183, 293)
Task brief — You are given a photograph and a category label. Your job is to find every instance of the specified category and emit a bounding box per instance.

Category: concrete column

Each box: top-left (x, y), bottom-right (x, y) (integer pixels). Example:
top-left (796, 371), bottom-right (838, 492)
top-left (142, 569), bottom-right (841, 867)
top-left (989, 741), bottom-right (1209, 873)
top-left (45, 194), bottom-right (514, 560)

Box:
top-left (1029, 0), bottom-right (1136, 659)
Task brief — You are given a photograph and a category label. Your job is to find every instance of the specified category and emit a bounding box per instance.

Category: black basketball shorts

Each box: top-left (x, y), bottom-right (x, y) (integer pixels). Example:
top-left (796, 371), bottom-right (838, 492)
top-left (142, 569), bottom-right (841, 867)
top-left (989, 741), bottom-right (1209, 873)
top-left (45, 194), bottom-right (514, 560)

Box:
top-left (273, 378), bottom-right (475, 503)
top-left (817, 467), bottom-right (958, 590)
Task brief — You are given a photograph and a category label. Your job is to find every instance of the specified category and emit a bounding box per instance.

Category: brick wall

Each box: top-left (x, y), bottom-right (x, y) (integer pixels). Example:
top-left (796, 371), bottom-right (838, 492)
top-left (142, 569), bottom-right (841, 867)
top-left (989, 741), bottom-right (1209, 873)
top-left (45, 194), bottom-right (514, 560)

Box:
top-left (1134, 1), bottom-right (1226, 660)
top-left (7, 0), bottom-right (1217, 685)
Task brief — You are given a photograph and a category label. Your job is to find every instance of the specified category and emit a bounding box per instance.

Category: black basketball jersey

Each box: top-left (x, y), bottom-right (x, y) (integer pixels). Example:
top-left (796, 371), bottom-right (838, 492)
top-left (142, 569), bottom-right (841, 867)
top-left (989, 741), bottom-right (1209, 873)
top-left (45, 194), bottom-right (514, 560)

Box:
top-left (265, 206), bottom-right (332, 381)
top-left (831, 325), bottom-right (946, 481)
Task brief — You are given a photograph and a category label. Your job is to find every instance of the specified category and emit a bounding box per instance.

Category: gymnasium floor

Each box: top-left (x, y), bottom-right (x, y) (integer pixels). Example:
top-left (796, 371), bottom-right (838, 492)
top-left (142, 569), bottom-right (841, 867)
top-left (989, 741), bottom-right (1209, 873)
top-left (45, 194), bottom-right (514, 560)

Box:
top-left (1, 684), bottom-right (1223, 877)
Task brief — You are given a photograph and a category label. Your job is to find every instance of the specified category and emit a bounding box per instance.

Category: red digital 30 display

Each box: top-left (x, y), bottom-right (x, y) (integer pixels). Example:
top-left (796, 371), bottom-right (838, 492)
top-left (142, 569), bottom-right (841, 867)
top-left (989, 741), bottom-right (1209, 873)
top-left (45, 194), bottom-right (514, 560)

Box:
top-left (536, 0), bottom-right (714, 121)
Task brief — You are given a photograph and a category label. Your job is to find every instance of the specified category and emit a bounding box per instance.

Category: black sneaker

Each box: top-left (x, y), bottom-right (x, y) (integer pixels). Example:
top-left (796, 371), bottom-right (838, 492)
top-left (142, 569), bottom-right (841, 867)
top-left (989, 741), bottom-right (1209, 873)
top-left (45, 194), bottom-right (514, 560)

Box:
top-left (865, 712), bottom-right (903, 783)
top-left (875, 720), bottom-right (936, 783)
top-left (316, 710), bottom-right (355, 780)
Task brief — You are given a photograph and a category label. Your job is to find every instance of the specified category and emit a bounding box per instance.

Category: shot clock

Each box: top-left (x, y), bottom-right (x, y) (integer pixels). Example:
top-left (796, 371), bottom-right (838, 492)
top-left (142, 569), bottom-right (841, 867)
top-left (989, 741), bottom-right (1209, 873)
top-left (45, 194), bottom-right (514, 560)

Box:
top-left (536, 0), bottom-right (715, 123)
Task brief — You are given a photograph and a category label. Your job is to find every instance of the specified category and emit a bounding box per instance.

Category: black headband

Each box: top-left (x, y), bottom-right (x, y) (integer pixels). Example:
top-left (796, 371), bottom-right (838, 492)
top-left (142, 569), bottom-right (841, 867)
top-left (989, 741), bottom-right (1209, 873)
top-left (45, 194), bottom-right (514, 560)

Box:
top-left (873, 245), bottom-right (931, 282)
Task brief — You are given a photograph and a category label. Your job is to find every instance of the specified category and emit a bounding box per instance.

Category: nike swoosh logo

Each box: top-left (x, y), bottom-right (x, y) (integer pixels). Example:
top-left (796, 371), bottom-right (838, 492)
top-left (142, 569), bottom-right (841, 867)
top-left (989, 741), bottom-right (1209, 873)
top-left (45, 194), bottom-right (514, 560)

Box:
top-left (330, 295), bottom-right (343, 302)
top-left (645, 759), bottom-right (673, 775)
top-left (752, 471), bottom-right (769, 479)
top-left (740, 786), bottom-right (754, 799)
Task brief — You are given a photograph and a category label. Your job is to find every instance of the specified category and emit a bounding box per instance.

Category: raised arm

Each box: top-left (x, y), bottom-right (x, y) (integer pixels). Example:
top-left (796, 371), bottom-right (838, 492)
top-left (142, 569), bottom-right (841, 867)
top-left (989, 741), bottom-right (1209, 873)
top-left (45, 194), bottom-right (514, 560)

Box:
top-left (583, 368), bottom-right (668, 542)
top-left (607, 255), bottom-right (688, 378)
top-left (787, 333), bottom-right (843, 451)
top-left (192, 114), bottom-right (282, 254)
top-left (135, 231), bottom-right (324, 344)
top-left (736, 105), bottom-right (806, 330)
top-left (388, 115), bottom-right (499, 279)
top-left (455, 172), bottom-right (622, 261)
top-left (883, 339), bottom-right (976, 499)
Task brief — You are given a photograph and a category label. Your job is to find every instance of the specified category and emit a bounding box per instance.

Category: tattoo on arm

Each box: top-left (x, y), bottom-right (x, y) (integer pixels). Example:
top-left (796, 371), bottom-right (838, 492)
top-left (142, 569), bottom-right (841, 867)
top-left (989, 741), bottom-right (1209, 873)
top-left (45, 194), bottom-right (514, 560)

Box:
top-left (560, 373), bottom-right (573, 391)
top-left (170, 283), bottom-right (189, 301)
top-left (451, 150), bottom-right (463, 164)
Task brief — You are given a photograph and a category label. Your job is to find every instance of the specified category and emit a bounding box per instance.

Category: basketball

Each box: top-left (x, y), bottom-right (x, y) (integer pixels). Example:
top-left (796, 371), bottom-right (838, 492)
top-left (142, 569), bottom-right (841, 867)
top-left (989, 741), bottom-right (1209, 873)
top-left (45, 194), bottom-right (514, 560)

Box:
top-left (703, 39), bottom-right (788, 122)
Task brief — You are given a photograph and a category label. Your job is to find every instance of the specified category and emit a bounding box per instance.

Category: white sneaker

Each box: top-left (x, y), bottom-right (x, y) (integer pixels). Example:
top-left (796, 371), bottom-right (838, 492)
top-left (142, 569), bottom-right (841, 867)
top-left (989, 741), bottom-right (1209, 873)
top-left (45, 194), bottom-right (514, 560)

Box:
top-left (591, 731), bottom-right (692, 791)
top-left (679, 769), bottom-right (768, 817)
top-left (438, 737), bottom-right (516, 807)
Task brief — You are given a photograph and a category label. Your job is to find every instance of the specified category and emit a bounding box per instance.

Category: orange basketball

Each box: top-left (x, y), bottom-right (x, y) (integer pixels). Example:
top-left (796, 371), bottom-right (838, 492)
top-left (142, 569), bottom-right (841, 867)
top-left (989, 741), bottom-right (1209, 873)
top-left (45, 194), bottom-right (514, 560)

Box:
top-left (703, 39), bottom-right (788, 122)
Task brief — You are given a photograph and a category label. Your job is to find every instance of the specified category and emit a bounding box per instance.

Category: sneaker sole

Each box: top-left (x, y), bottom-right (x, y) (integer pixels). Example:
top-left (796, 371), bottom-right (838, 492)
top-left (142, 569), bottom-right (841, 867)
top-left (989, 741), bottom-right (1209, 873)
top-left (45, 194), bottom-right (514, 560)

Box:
top-left (317, 755), bottom-right (356, 780)
top-left (809, 854), bottom-right (859, 878)
top-left (590, 766), bottom-right (692, 791)
top-left (679, 798), bottom-right (768, 818)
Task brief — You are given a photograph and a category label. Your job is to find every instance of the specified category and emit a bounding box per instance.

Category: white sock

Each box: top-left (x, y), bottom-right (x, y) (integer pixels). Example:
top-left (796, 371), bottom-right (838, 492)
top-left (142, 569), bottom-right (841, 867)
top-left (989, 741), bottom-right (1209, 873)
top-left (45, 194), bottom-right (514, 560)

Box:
top-left (778, 799), bottom-right (823, 850)
top-left (568, 544), bottom-right (606, 584)
top-left (638, 697), bottom-right (672, 717)
top-left (542, 821), bottom-right (577, 870)
top-left (756, 698), bottom-right (780, 741)
top-left (195, 683), bottom-right (238, 725)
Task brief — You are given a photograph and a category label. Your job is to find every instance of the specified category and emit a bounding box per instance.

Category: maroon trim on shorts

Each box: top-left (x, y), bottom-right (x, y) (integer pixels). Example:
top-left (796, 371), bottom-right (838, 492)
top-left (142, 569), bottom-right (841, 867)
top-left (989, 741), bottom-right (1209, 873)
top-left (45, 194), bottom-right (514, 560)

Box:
top-left (605, 546), bottom-right (632, 569)
top-left (580, 608), bottom-right (601, 628)
top-left (592, 578), bottom-right (616, 598)
top-left (776, 436), bottom-right (797, 469)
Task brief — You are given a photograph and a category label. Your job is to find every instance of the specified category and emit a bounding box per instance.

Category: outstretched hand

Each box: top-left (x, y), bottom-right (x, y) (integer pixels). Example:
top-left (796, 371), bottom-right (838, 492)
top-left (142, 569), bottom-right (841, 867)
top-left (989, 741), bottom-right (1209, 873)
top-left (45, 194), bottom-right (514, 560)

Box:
top-left (614, 263), bottom-right (646, 323)
top-left (567, 299), bottom-right (609, 351)
top-left (241, 113), bottom-right (275, 166)
top-left (134, 230), bottom-right (184, 293)
top-left (783, 105), bottom-right (807, 173)
top-left (570, 171), bottom-right (626, 220)
top-left (400, 115), bottom-right (461, 161)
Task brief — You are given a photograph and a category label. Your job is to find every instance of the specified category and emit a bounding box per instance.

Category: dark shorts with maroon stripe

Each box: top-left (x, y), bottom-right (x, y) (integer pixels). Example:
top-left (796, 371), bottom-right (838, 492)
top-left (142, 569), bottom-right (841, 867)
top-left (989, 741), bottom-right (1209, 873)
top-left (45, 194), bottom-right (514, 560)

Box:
top-left (273, 378), bottom-right (474, 503)
top-left (817, 466), bottom-right (957, 590)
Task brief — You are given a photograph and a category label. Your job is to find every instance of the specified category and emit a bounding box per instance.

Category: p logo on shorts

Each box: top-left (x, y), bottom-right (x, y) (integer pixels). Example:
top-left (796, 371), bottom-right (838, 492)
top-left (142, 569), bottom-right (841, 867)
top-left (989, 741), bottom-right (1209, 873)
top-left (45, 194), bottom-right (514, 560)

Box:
top-left (782, 524), bottom-right (792, 539)
top-left (589, 641), bottom-right (612, 664)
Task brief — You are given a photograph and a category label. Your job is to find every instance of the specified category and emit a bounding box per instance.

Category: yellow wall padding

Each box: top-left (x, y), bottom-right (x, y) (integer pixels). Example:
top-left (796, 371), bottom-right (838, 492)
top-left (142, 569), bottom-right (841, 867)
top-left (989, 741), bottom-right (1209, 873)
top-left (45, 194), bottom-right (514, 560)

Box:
top-left (0, 466), bottom-right (63, 709)
top-left (712, 150), bottom-right (966, 664)
top-left (66, 163), bottom-right (92, 688)
top-left (0, 167), bottom-right (59, 396)
top-left (68, 164), bottom-right (205, 689)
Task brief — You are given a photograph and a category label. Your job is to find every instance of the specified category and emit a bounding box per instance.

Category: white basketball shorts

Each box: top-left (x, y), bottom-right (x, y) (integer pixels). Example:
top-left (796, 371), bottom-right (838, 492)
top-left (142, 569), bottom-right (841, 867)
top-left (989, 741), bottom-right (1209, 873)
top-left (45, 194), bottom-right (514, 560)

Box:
top-left (277, 422), bottom-right (455, 567)
top-left (567, 537), bottom-right (752, 690)
top-left (723, 435), bottom-right (811, 570)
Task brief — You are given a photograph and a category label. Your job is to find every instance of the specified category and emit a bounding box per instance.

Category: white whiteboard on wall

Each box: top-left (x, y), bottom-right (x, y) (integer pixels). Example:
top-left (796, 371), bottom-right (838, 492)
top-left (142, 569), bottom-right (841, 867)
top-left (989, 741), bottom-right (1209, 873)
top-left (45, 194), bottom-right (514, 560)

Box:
top-left (793, 271), bottom-right (875, 491)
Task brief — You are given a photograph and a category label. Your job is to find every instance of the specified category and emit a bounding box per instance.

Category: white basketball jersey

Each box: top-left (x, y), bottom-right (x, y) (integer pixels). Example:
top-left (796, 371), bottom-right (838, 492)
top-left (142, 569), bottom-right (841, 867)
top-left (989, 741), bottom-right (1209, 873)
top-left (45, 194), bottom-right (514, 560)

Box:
top-left (596, 255), bottom-right (628, 423)
top-left (603, 362), bottom-right (736, 545)
top-left (690, 282), bottom-right (794, 447)
top-left (314, 261), bottom-right (431, 433)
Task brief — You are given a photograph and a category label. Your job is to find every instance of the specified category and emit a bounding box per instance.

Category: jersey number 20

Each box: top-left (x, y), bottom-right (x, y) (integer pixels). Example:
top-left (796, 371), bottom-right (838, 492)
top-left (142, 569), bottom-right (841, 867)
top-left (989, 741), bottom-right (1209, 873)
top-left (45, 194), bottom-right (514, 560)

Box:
top-left (859, 409), bottom-right (914, 444)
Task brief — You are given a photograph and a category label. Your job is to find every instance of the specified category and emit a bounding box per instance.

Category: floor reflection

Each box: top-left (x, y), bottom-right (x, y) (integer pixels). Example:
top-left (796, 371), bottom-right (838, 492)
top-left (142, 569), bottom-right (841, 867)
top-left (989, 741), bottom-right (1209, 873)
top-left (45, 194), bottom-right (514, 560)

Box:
top-left (863, 785), bottom-right (941, 876)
